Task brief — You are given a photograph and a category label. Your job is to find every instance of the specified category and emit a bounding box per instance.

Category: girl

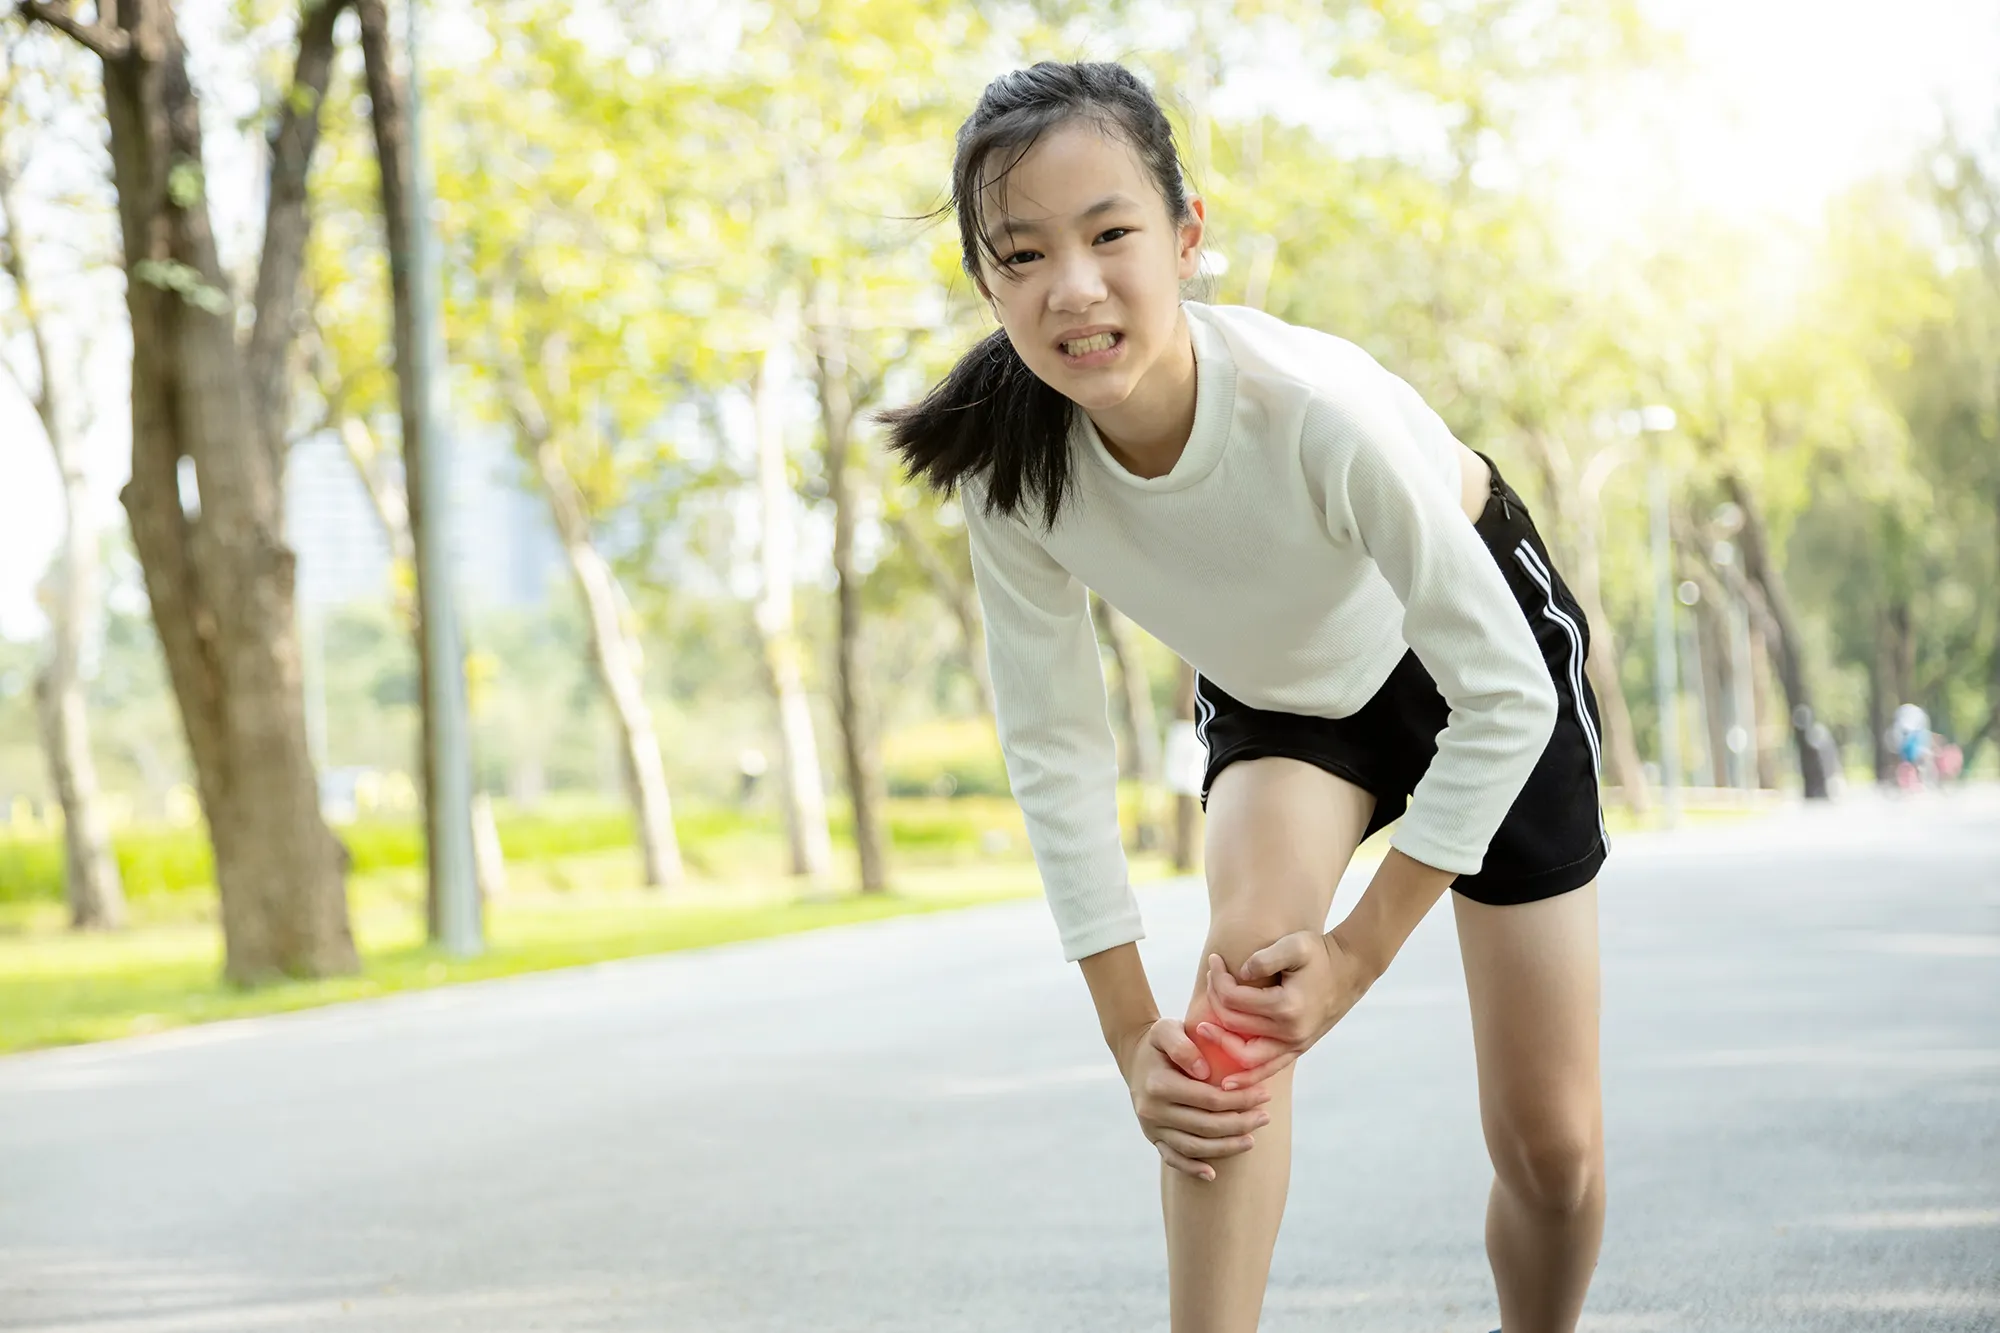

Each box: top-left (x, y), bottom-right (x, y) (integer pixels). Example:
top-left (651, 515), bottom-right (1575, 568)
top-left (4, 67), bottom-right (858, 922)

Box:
top-left (883, 61), bottom-right (1607, 1333)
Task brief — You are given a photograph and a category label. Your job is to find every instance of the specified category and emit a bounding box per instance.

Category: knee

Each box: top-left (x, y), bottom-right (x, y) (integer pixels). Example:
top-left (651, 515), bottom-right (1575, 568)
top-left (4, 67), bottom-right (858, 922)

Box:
top-left (1489, 1118), bottom-right (1602, 1217)
top-left (1199, 899), bottom-right (1318, 981)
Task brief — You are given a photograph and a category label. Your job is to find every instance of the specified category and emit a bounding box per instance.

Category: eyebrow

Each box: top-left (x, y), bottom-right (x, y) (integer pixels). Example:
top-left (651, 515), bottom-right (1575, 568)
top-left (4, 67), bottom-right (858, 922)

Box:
top-left (997, 194), bottom-right (1141, 238)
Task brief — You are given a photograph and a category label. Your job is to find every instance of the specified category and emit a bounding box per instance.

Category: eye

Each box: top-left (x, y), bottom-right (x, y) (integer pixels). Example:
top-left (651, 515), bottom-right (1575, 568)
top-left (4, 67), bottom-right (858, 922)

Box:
top-left (1095, 228), bottom-right (1133, 244)
top-left (1000, 249), bottom-right (1041, 267)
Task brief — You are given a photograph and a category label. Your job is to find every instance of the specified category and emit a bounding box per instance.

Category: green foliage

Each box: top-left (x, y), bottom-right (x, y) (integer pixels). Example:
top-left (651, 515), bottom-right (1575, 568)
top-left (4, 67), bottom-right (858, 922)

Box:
top-left (881, 718), bottom-right (1010, 798)
top-left (0, 794), bottom-right (1044, 905)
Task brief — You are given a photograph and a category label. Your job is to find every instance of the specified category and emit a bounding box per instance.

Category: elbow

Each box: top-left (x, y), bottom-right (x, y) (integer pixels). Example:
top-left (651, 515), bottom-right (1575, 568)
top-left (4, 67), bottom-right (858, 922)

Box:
top-left (1521, 671), bottom-right (1560, 750)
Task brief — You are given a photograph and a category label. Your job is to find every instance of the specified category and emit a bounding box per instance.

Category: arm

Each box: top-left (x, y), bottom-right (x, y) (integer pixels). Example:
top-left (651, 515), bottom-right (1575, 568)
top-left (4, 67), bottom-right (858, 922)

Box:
top-left (1322, 389), bottom-right (1558, 887)
top-left (962, 488), bottom-right (1140, 962)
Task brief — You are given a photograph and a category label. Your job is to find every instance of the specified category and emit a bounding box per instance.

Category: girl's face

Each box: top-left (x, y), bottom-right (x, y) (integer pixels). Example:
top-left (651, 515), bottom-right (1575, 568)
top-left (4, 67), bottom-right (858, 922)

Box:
top-left (975, 122), bottom-right (1204, 417)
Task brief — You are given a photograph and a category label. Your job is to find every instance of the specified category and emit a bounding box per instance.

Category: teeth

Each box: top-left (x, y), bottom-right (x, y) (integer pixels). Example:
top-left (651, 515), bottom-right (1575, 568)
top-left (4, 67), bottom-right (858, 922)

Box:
top-left (1063, 333), bottom-right (1117, 356)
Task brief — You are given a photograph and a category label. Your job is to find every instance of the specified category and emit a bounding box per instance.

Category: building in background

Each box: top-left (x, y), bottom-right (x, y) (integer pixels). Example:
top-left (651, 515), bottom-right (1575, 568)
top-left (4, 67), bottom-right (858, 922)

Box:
top-left (286, 426), bottom-right (562, 617)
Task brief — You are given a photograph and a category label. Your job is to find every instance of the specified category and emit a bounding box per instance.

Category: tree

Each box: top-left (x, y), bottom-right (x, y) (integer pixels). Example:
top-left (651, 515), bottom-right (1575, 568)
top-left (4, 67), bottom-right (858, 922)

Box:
top-left (814, 296), bottom-right (890, 892)
top-left (1928, 124), bottom-right (2000, 766)
top-left (0, 32), bottom-right (125, 928)
top-left (306, 0), bottom-right (698, 887)
top-left (1093, 595), bottom-right (1164, 851)
top-left (22, 0), bottom-right (356, 980)
top-left (755, 289), bottom-right (836, 882)
top-left (487, 275), bottom-right (686, 889)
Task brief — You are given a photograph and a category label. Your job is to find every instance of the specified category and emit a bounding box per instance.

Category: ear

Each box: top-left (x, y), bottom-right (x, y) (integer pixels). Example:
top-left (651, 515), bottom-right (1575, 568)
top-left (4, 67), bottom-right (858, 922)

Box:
top-left (1176, 196), bottom-right (1207, 282)
top-left (970, 271), bottom-right (1000, 322)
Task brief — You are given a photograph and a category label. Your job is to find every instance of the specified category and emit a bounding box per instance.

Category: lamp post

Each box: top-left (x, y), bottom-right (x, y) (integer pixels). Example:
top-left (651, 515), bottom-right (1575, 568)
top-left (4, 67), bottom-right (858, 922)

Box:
top-left (407, 0), bottom-right (480, 955)
top-left (1612, 405), bottom-right (1682, 828)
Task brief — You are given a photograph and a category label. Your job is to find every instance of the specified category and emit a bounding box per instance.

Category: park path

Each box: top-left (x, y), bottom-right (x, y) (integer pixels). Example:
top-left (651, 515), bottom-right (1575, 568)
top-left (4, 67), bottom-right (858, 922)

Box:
top-left (2, 787), bottom-right (1996, 1331)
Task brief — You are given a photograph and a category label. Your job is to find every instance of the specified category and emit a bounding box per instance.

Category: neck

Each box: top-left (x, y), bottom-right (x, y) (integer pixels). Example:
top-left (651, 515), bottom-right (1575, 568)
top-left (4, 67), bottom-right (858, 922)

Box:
top-left (1088, 309), bottom-right (1197, 480)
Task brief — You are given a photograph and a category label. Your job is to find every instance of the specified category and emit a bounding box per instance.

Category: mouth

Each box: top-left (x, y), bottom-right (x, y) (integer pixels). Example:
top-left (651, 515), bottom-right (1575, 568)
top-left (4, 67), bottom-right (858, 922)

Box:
top-left (1057, 330), bottom-right (1125, 366)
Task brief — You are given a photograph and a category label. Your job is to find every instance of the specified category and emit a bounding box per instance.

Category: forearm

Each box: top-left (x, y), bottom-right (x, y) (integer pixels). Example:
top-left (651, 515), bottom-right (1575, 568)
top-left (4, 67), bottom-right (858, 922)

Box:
top-left (1077, 941), bottom-right (1160, 1074)
top-left (1327, 848), bottom-right (1456, 980)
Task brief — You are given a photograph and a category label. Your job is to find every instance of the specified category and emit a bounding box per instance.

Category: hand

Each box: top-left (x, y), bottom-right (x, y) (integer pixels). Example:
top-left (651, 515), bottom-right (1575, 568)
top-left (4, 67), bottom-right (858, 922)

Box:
top-left (1115, 1017), bottom-right (1276, 1183)
top-left (1195, 932), bottom-right (1376, 1089)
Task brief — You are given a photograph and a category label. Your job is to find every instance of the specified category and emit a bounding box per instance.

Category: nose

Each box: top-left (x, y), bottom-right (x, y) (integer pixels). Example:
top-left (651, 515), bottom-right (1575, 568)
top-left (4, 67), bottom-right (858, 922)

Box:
top-left (1046, 248), bottom-right (1108, 315)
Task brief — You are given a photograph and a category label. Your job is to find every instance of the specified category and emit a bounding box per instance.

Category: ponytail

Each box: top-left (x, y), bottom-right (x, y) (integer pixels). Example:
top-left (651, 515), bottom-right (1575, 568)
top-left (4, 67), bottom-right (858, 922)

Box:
top-left (878, 329), bottom-right (1076, 531)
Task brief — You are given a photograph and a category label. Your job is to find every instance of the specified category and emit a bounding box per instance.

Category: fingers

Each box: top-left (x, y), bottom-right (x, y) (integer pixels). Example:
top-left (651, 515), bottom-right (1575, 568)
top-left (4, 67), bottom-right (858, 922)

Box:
top-left (1153, 1124), bottom-right (1261, 1169)
top-left (1148, 1017), bottom-right (1209, 1083)
top-left (1238, 932), bottom-right (1315, 983)
top-left (1151, 1101), bottom-right (1271, 1140)
top-left (1204, 967), bottom-right (1292, 1038)
top-left (1160, 1071), bottom-right (1273, 1114)
top-left (1191, 1020), bottom-right (1265, 1067)
top-left (1206, 953), bottom-right (1291, 1017)
top-left (1218, 1049), bottom-right (1300, 1092)
top-left (1155, 1138), bottom-right (1216, 1182)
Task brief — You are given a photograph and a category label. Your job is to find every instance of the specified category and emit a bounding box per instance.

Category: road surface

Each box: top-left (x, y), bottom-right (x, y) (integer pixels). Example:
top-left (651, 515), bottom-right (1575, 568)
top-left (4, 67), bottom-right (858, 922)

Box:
top-left (2, 788), bottom-right (1996, 1331)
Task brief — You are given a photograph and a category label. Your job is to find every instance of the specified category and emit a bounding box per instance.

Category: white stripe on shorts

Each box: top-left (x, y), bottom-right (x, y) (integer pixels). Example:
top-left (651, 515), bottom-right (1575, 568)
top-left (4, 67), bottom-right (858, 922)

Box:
top-left (1193, 671), bottom-right (1214, 750)
top-left (1512, 540), bottom-right (1603, 776)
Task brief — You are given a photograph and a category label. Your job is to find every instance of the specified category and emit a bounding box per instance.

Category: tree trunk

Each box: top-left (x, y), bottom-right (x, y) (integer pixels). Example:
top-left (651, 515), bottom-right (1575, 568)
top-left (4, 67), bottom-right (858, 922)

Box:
top-left (35, 0), bottom-right (357, 981)
top-left (1748, 626), bottom-right (1781, 791)
top-left (756, 291), bottom-right (833, 883)
top-left (1984, 488), bottom-right (2000, 763)
top-left (531, 438), bottom-right (684, 889)
top-left (1868, 607), bottom-right (1895, 782)
top-left (1885, 598), bottom-right (1917, 710)
top-left (1689, 575), bottom-right (1733, 787)
top-left (1171, 658), bottom-right (1198, 874)
top-left (1525, 431), bottom-right (1650, 812)
top-left (1725, 474), bottom-right (1831, 799)
top-left (1093, 595), bottom-right (1163, 851)
top-left (482, 272), bottom-right (687, 892)
top-left (815, 307), bottom-right (888, 894)
top-left (1969, 487), bottom-right (2000, 774)
top-left (35, 469), bottom-right (127, 932)
top-left (0, 143), bottom-right (128, 931)
top-left (887, 512), bottom-right (995, 720)
top-left (357, 0), bottom-right (459, 934)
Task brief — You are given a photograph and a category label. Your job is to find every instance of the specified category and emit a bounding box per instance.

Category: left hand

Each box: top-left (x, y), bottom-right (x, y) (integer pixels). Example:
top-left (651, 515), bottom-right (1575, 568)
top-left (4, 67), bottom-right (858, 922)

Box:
top-left (1194, 932), bottom-right (1377, 1089)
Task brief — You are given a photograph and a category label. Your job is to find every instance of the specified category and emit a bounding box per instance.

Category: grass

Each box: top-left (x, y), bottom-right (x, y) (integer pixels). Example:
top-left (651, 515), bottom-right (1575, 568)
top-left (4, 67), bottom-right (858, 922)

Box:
top-left (0, 846), bottom-right (1187, 1056)
top-left (0, 790), bottom-right (1766, 1057)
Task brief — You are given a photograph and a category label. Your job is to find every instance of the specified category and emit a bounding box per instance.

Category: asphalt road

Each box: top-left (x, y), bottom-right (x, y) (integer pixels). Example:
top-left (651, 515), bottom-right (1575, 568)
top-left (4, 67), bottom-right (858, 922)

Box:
top-left (3, 788), bottom-right (1996, 1332)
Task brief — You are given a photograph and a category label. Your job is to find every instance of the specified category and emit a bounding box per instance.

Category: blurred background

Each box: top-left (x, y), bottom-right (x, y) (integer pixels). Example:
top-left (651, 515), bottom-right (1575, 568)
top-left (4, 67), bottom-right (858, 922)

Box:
top-left (1, 0), bottom-right (1996, 1049)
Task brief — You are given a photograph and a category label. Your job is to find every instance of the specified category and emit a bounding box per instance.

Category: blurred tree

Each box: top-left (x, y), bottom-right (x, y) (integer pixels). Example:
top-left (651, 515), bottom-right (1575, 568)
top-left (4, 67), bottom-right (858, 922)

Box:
top-left (21, 0), bottom-right (356, 979)
top-left (1927, 123), bottom-right (2000, 766)
top-left (0, 31), bottom-right (126, 927)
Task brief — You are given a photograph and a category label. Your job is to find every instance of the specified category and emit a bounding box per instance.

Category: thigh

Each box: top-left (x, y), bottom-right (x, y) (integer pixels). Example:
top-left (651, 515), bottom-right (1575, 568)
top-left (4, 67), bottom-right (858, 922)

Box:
top-left (1453, 883), bottom-right (1603, 1153)
top-left (1193, 756), bottom-right (1376, 997)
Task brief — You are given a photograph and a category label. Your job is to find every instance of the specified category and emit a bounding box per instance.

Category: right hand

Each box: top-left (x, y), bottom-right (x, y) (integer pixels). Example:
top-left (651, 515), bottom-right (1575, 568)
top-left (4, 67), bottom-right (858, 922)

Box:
top-left (1116, 1017), bottom-right (1275, 1182)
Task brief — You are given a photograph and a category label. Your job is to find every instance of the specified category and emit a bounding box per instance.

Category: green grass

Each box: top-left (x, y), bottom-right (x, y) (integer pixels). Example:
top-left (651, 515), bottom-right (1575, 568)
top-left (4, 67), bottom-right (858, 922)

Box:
top-left (0, 847), bottom-right (1183, 1056)
top-left (0, 787), bottom-right (1769, 1057)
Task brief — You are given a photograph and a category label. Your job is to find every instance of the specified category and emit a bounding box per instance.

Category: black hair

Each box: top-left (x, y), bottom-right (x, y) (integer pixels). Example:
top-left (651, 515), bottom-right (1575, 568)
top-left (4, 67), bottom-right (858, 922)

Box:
top-left (878, 60), bottom-right (1195, 531)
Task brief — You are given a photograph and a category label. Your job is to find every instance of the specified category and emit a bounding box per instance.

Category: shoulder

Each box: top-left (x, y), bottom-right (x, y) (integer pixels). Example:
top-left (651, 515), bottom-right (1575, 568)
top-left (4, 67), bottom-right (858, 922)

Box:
top-left (1187, 302), bottom-right (1411, 446)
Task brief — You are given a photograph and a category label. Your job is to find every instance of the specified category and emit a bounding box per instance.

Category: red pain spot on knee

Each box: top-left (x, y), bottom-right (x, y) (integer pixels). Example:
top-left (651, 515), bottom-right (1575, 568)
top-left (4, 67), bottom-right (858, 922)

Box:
top-left (1189, 1020), bottom-right (1252, 1085)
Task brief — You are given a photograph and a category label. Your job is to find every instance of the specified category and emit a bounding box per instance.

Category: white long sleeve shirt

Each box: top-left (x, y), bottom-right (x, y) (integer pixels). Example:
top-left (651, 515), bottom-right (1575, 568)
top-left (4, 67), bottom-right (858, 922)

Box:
top-left (964, 301), bottom-right (1558, 962)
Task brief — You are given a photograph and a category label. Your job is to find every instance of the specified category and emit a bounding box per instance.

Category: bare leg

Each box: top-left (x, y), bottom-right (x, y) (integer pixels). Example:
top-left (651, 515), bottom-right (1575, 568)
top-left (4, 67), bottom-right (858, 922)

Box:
top-left (1167, 757), bottom-right (1372, 1333)
top-left (1454, 883), bottom-right (1605, 1333)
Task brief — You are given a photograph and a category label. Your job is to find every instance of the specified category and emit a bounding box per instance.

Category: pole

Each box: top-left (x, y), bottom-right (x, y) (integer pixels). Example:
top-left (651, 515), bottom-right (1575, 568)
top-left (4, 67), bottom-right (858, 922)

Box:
top-left (1729, 595), bottom-right (1757, 794)
top-left (1679, 588), bottom-right (1711, 787)
top-left (1649, 458), bottom-right (1681, 827)
top-left (406, 0), bottom-right (481, 955)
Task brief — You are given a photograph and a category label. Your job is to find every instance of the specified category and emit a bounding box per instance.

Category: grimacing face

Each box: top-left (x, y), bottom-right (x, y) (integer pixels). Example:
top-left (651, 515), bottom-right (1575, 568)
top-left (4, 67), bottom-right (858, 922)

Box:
top-left (975, 121), bottom-right (1205, 418)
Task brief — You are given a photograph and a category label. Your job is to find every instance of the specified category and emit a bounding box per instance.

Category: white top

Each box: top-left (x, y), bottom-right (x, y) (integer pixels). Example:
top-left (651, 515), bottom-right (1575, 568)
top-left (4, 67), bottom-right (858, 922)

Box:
top-left (963, 301), bottom-right (1559, 962)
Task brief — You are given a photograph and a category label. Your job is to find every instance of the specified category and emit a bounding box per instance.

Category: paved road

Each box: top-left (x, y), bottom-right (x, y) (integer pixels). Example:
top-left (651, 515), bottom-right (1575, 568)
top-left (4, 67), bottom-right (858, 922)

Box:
top-left (2, 789), bottom-right (1996, 1332)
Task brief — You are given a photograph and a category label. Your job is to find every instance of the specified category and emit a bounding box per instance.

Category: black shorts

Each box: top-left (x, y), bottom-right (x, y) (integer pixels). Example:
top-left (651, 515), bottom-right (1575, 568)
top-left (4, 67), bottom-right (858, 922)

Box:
top-left (1196, 454), bottom-right (1608, 906)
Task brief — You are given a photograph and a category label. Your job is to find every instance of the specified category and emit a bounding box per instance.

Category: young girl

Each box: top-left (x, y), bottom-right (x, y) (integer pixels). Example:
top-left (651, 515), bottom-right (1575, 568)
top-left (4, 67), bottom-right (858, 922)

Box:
top-left (883, 61), bottom-right (1607, 1333)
